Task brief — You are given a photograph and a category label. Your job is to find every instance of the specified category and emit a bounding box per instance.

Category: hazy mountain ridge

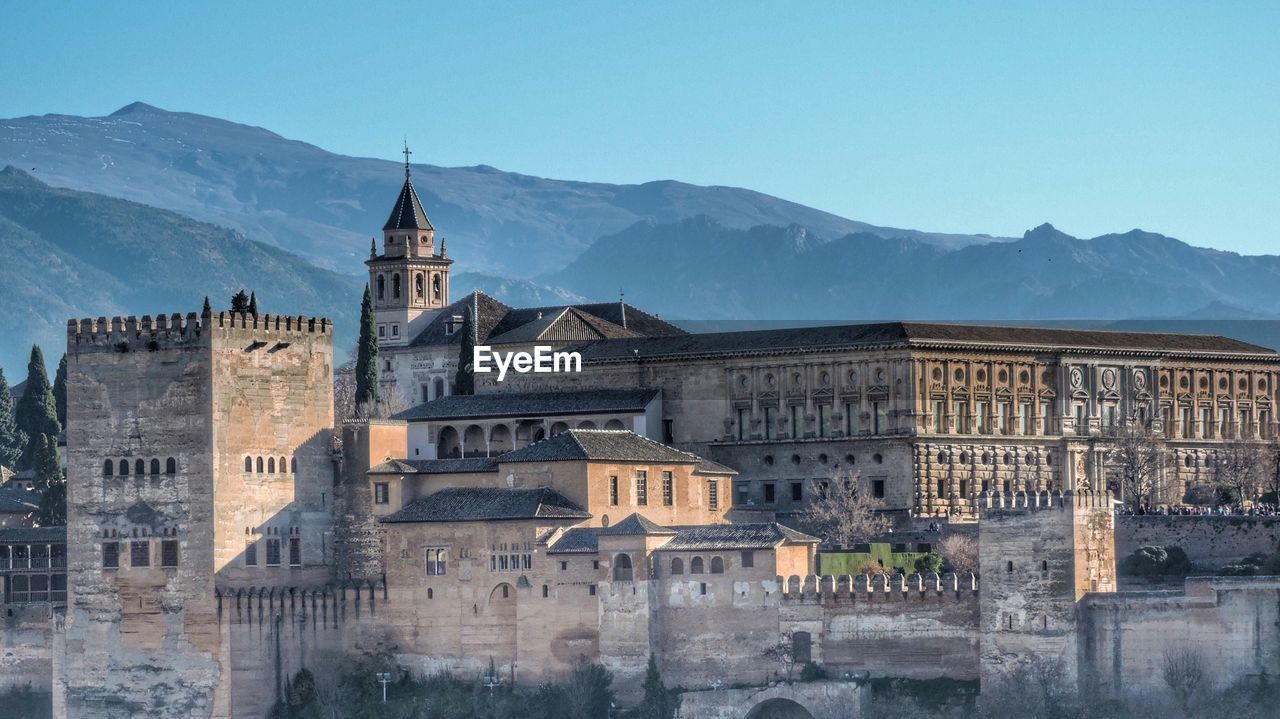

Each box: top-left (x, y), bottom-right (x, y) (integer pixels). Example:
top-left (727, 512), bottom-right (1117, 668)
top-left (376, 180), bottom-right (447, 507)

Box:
top-left (548, 218), bottom-right (1280, 322)
top-left (0, 102), bottom-right (1009, 278)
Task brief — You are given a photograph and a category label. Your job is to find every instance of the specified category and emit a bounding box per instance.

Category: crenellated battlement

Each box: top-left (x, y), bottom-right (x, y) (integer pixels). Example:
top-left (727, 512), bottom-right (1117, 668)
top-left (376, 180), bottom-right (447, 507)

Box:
top-left (68, 311), bottom-right (332, 354)
top-left (978, 489), bottom-right (1115, 513)
top-left (777, 571), bottom-right (978, 603)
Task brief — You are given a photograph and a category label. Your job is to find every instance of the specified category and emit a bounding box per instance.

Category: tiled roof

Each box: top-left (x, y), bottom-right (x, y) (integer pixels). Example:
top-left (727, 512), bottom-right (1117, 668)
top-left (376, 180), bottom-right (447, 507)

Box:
top-left (660, 523), bottom-right (820, 551)
top-left (599, 513), bottom-right (677, 536)
top-left (383, 178), bottom-right (433, 231)
top-left (498, 430), bottom-right (700, 465)
top-left (380, 487), bottom-right (590, 523)
top-left (408, 294), bottom-right (684, 348)
top-left (546, 527), bottom-right (602, 554)
top-left (0, 526), bottom-right (64, 543)
top-left (693, 458), bottom-right (739, 476)
top-left (368, 457), bottom-right (498, 474)
top-left (484, 307), bottom-right (643, 345)
top-left (0, 486), bottom-right (39, 514)
top-left (391, 388), bottom-right (659, 422)
top-left (565, 321), bottom-right (1276, 363)
top-left (488, 302), bottom-right (685, 341)
top-left (409, 292), bottom-right (513, 348)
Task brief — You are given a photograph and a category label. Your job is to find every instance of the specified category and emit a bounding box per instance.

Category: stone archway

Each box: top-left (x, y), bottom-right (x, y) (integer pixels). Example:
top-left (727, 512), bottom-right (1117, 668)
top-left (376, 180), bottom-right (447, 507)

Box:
top-left (744, 699), bottom-right (816, 719)
top-left (437, 426), bottom-right (461, 459)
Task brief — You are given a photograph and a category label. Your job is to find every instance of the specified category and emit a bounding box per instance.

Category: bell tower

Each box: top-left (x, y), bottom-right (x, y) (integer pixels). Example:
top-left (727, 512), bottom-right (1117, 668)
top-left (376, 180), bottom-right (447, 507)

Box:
top-left (366, 144), bottom-right (453, 346)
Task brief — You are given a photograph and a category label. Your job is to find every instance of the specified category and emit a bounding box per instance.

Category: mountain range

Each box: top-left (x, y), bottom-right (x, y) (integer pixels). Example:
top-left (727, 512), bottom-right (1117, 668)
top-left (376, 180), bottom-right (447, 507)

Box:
top-left (2, 102), bottom-right (1280, 373)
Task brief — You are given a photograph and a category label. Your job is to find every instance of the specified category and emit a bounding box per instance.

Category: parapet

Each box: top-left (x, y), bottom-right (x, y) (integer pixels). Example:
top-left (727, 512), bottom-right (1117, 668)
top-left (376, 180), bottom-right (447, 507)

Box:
top-left (68, 311), bottom-right (332, 354)
top-left (978, 490), bottom-right (1115, 514)
top-left (778, 571), bottom-right (978, 603)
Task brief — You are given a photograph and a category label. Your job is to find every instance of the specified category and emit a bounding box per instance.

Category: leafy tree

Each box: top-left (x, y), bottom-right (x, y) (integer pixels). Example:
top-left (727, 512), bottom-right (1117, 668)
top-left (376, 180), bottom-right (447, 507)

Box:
top-left (799, 470), bottom-right (891, 547)
top-left (32, 433), bottom-right (64, 526)
top-left (1121, 545), bottom-right (1192, 581)
top-left (248, 291), bottom-right (258, 316)
top-left (230, 289), bottom-right (250, 314)
top-left (202, 296), bottom-right (212, 316)
top-left (0, 368), bottom-right (26, 470)
top-left (913, 551), bottom-right (943, 575)
top-left (52, 353), bottom-right (67, 430)
top-left (638, 653), bottom-right (677, 719)
top-left (354, 284), bottom-right (380, 414)
top-left (15, 346), bottom-right (59, 470)
top-left (455, 308), bottom-right (475, 395)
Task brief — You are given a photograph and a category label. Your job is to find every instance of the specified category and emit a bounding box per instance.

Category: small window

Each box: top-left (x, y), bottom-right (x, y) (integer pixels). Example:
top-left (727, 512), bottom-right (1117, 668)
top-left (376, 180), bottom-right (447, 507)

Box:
top-left (161, 539), bottom-right (179, 568)
top-left (1041, 560), bottom-right (1049, 572)
top-left (636, 471), bottom-right (648, 506)
top-left (609, 476), bottom-right (619, 506)
top-left (671, 557), bottom-right (684, 575)
top-left (691, 557), bottom-right (705, 574)
top-left (150, 459), bottom-right (160, 475)
top-left (244, 457), bottom-right (253, 472)
top-left (291, 458), bottom-right (297, 474)
top-left (613, 553), bottom-right (634, 581)
top-left (426, 548), bottom-right (447, 576)
top-left (710, 556), bottom-right (724, 574)
top-left (764, 482), bottom-right (776, 504)
top-left (1007, 561), bottom-right (1014, 573)
top-left (135, 459), bottom-right (144, 476)
top-left (245, 541), bottom-right (258, 566)
top-left (279, 456), bottom-right (287, 474)
top-left (268, 457), bottom-right (276, 473)
top-left (560, 561), bottom-right (568, 571)
top-left (289, 537), bottom-right (302, 567)
top-left (699, 582), bottom-right (707, 596)
top-left (589, 585), bottom-right (597, 596)
top-left (266, 538), bottom-right (282, 567)
top-left (166, 457), bottom-right (176, 474)
top-left (103, 460), bottom-right (113, 477)
top-left (130, 540), bottom-right (150, 568)
top-left (791, 481), bottom-right (803, 502)
top-left (119, 459), bottom-right (129, 476)
top-left (708, 480), bottom-right (719, 511)
top-left (256, 457), bottom-right (264, 473)
top-left (102, 541), bottom-right (119, 569)
top-left (374, 482), bottom-right (390, 505)
top-left (872, 479), bottom-right (885, 499)
top-left (662, 472), bottom-right (674, 506)
top-left (427, 588), bottom-right (434, 599)
top-left (542, 585), bottom-right (549, 598)
top-left (741, 551), bottom-right (754, 568)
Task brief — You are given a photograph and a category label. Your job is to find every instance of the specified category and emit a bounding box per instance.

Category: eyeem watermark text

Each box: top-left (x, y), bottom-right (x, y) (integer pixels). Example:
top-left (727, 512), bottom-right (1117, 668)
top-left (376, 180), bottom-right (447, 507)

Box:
top-left (474, 345), bottom-right (582, 382)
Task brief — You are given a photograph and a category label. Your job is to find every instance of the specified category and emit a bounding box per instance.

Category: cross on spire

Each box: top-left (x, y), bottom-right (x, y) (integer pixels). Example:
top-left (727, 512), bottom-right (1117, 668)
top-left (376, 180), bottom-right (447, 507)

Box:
top-left (402, 139), bottom-right (413, 179)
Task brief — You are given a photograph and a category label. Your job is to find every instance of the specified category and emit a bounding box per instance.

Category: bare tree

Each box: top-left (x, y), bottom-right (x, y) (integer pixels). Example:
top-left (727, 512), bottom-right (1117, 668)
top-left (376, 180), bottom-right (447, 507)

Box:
top-left (1261, 441), bottom-right (1280, 505)
top-left (1162, 648), bottom-right (1207, 716)
top-left (800, 470), bottom-right (892, 547)
top-left (334, 362), bottom-right (358, 422)
top-left (1102, 424), bottom-right (1165, 509)
top-left (938, 534), bottom-right (978, 575)
top-left (1214, 440), bottom-right (1267, 505)
top-left (761, 631), bottom-right (800, 682)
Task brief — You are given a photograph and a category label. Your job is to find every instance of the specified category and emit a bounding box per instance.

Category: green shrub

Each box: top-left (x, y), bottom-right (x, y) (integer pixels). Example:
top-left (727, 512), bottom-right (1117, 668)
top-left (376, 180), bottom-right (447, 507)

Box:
top-left (1218, 564), bottom-right (1257, 577)
top-left (800, 663), bottom-right (829, 682)
top-left (1121, 545), bottom-right (1193, 580)
top-left (913, 552), bottom-right (943, 575)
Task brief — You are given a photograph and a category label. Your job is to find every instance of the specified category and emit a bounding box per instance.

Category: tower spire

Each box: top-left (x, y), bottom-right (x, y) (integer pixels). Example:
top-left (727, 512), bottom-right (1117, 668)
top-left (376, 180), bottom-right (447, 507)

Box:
top-left (402, 138), bottom-right (412, 179)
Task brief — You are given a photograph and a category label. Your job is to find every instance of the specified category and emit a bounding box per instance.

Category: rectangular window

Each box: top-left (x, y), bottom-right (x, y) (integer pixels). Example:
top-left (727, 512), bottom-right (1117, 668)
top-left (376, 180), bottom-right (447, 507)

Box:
top-left (737, 409), bottom-right (748, 440)
top-left (846, 403), bottom-right (859, 435)
top-left (635, 471), bottom-right (648, 506)
top-left (790, 481), bottom-right (803, 502)
top-left (391, 324), bottom-right (399, 337)
top-left (977, 401), bottom-right (990, 433)
top-left (1019, 402), bottom-right (1032, 435)
top-left (764, 407), bottom-right (774, 439)
top-left (609, 475), bottom-right (619, 506)
top-left (265, 538), bottom-right (281, 567)
top-left (663, 419), bottom-right (674, 443)
top-left (245, 540), bottom-right (258, 566)
top-left (1040, 400), bottom-right (1053, 434)
top-left (130, 540), bottom-right (150, 568)
top-left (378, 325), bottom-right (386, 338)
top-left (1220, 407), bottom-right (1231, 438)
top-left (763, 481), bottom-right (776, 504)
top-left (872, 479), bottom-right (885, 499)
top-left (736, 482), bottom-right (750, 505)
top-left (708, 480), bottom-right (720, 511)
top-left (817, 404), bottom-right (829, 437)
top-left (589, 585), bottom-right (597, 596)
top-left (953, 401), bottom-right (967, 433)
top-left (1201, 407), bottom-right (1213, 438)
top-left (374, 482), bottom-right (389, 505)
top-left (1076, 404), bottom-right (1089, 435)
top-left (662, 472), bottom-right (673, 506)
top-left (872, 402), bottom-right (885, 434)
top-left (998, 402), bottom-right (1011, 434)
top-left (421, 384), bottom-right (431, 403)
top-left (1106, 405), bottom-right (1119, 430)
top-left (1241, 409), bottom-right (1253, 437)
top-left (791, 405), bottom-right (803, 438)
top-left (161, 539), bottom-right (179, 568)
top-left (932, 400), bottom-right (945, 433)
top-left (1180, 407), bottom-right (1192, 438)
top-left (289, 537), bottom-right (302, 567)
top-left (103, 541), bottom-right (119, 569)
top-left (426, 548), bottom-right (447, 576)
top-left (741, 551), bottom-right (754, 568)
top-left (1262, 410), bottom-right (1271, 439)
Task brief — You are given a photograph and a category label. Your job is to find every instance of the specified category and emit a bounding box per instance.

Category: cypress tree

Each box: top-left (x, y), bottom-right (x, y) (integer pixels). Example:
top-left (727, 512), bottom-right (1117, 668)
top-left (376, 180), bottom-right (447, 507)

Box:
top-left (638, 653), bottom-right (675, 719)
top-left (230, 290), bottom-right (250, 314)
top-left (202, 296), bottom-right (212, 316)
top-left (455, 308), bottom-right (475, 395)
top-left (15, 346), bottom-right (59, 470)
top-left (0, 368), bottom-right (26, 470)
top-left (248, 291), bottom-right (258, 316)
top-left (355, 284), bottom-right (380, 413)
top-left (32, 433), bottom-right (65, 526)
top-left (53, 353), bottom-right (67, 430)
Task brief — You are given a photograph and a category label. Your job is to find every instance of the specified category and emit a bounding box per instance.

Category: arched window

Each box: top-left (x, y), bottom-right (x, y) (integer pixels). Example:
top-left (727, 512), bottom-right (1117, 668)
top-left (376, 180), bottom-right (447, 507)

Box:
top-left (392, 273), bottom-right (401, 299)
top-left (670, 557), bottom-right (684, 575)
top-left (166, 457), bottom-right (176, 474)
top-left (279, 456), bottom-right (287, 474)
top-left (710, 556), bottom-right (724, 574)
top-left (135, 459), bottom-right (145, 476)
top-left (119, 460), bottom-right (129, 476)
top-left (103, 460), bottom-right (113, 476)
top-left (256, 457), bottom-right (264, 473)
top-left (377, 275), bottom-right (385, 300)
top-left (244, 457), bottom-right (252, 472)
top-left (291, 457), bottom-right (297, 474)
top-left (690, 557), bottom-right (705, 574)
top-left (267, 457), bottom-right (276, 473)
top-left (1041, 560), bottom-right (1049, 572)
top-left (613, 553), bottom-right (634, 581)
top-left (432, 274), bottom-right (442, 300)
top-left (150, 459), bottom-right (160, 475)
top-left (415, 273), bottom-right (424, 298)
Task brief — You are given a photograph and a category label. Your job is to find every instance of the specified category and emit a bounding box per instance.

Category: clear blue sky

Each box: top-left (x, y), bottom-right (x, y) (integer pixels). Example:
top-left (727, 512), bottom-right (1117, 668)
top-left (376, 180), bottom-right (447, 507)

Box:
top-left (3, 2), bottom-right (1278, 253)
